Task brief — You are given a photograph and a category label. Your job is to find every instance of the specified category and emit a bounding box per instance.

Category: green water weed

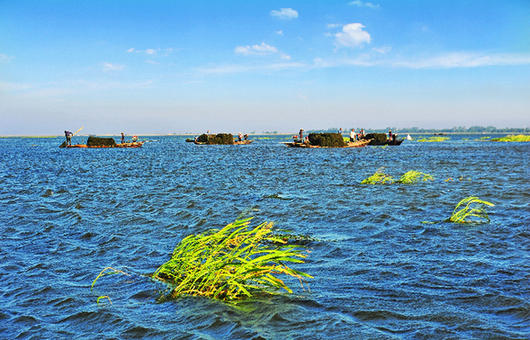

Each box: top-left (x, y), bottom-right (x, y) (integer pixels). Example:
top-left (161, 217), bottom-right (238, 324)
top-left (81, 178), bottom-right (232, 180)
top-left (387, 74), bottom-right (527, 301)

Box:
top-left (397, 171), bottom-right (434, 184)
top-left (448, 196), bottom-right (494, 224)
top-left (152, 217), bottom-right (312, 302)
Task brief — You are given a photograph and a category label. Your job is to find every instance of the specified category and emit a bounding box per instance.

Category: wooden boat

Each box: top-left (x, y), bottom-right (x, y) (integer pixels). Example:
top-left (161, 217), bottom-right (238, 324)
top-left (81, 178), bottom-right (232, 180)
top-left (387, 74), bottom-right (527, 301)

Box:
top-left (234, 140), bottom-right (253, 145)
top-left (283, 139), bottom-right (371, 148)
top-left (62, 142), bottom-right (144, 148)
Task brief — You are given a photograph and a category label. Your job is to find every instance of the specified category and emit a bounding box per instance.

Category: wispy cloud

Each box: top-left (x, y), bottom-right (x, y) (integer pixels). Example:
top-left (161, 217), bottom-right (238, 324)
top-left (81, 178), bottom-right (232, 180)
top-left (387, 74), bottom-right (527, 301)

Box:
top-left (372, 46), bottom-right (392, 54)
top-left (235, 42), bottom-right (278, 56)
top-left (313, 52), bottom-right (530, 69)
top-left (102, 62), bottom-right (125, 72)
top-left (390, 52), bottom-right (530, 69)
top-left (126, 48), bottom-right (174, 56)
top-left (0, 53), bottom-right (14, 63)
top-left (270, 8), bottom-right (298, 20)
top-left (0, 81), bottom-right (31, 91)
top-left (335, 23), bottom-right (371, 48)
top-left (327, 23), bottom-right (340, 29)
top-left (348, 0), bottom-right (380, 9)
top-left (198, 62), bottom-right (306, 75)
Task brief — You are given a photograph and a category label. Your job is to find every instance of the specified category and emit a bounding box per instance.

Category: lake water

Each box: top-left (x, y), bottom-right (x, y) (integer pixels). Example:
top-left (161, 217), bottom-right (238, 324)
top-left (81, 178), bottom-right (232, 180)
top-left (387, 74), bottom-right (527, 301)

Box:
top-left (0, 135), bottom-right (528, 339)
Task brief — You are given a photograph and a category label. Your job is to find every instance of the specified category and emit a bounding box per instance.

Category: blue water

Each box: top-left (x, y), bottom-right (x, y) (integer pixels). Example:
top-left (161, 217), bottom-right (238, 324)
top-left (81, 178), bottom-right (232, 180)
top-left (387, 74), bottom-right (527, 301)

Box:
top-left (0, 135), bottom-right (528, 339)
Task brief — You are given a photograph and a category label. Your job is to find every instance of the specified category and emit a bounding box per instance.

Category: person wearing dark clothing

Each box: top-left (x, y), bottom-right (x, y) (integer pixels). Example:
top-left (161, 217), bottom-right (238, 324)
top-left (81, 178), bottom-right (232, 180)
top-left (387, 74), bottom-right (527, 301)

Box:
top-left (121, 132), bottom-right (125, 144)
top-left (299, 129), bottom-right (304, 142)
top-left (244, 134), bottom-right (248, 141)
top-left (64, 130), bottom-right (73, 146)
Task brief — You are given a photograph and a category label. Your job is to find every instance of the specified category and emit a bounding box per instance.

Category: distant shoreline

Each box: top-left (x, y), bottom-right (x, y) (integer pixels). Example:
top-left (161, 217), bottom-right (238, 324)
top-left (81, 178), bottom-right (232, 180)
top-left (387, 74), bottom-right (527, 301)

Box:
top-left (1, 131), bottom-right (528, 138)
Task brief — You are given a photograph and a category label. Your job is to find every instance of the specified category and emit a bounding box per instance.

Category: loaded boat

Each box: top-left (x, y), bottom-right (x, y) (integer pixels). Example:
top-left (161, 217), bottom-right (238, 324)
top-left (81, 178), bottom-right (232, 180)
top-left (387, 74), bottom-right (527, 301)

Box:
top-left (60, 136), bottom-right (144, 148)
top-left (192, 133), bottom-right (253, 145)
top-left (284, 139), bottom-right (371, 148)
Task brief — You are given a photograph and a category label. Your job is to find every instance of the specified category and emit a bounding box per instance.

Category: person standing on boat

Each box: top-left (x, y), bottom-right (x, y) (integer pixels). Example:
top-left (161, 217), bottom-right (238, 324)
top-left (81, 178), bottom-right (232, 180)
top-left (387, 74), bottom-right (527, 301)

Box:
top-left (350, 129), bottom-right (356, 142)
top-left (388, 129), bottom-right (393, 140)
top-left (299, 129), bottom-right (304, 142)
top-left (121, 132), bottom-right (125, 144)
top-left (238, 133), bottom-right (242, 142)
top-left (243, 134), bottom-right (248, 141)
top-left (64, 130), bottom-right (73, 146)
top-left (132, 135), bottom-right (138, 142)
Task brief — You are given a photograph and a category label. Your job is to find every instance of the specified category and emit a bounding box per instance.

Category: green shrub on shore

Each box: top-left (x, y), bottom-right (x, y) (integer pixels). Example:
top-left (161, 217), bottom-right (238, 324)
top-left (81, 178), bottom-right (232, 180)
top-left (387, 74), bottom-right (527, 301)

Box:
top-left (448, 196), bottom-right (494, 224)
top-left (490, 134), bottom-right (530, 142)
top-left (152, 217), bottom-right (312, 301)
top-left (397, 171), bottom-right (434, 184)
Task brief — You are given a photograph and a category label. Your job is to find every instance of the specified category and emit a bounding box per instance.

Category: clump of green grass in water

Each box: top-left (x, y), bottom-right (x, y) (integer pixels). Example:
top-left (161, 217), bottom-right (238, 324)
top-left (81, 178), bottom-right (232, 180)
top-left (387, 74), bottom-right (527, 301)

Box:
top-left (152, 217), bottom-right (312, 302)
top-left (490, 134), bottom-right (530, 142)
top-left (361, 170), bottom-right (394, 184)
top-left (397, 170), bottom-right (434, 184)
top-left (416, 136), bottom-right (450, 142)
top-left (448, 196), bottom-right (494, 224)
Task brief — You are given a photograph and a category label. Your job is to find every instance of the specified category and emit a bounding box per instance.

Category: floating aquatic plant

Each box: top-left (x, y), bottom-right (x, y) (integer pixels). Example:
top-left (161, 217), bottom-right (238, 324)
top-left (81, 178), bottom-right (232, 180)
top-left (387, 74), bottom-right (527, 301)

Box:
top-left (474, 136), bottom-right (491, 141)
top-left (397, 170), bottom-right (434, 184)
top-left (361, 170), bottom-right (394, 184)
top-left (152, 217), bottom-right (312, 302)
top-left (448, 196), bottom-right (494, 224)
top-left (416, 136), bottom-right (450, 142)
top-left (490, 134), bottom-right (530, 142)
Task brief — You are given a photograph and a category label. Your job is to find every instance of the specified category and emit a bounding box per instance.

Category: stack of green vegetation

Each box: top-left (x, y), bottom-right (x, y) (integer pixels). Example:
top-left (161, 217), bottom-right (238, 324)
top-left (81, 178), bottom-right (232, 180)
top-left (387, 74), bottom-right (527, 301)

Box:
top-left (448, 196), bottom-right (494, 224)
top-left (490, 134), bottom-right (530, 142)
top-left (416, 136), bottom-right (450, 142)
top-left (86, 136), bottom-right (117, 147)
top-left (152, 217), bottom-right (312, 301)
top-left (363, 133), bottom-right (388, 144)
top-left (196, 133), bottom-right (234, 145)
top-left (361, 170), bottom-right (394, 184)
top-left (308, 133), bottom-right (345, 147)
top-left (397, 170), bottom-right (434, 184)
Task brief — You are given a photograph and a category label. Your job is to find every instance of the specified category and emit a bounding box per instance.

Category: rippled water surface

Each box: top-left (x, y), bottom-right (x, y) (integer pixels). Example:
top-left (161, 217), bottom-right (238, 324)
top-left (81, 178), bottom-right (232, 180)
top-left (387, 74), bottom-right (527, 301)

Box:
top-left (1, 135), bottom-right (528, 339)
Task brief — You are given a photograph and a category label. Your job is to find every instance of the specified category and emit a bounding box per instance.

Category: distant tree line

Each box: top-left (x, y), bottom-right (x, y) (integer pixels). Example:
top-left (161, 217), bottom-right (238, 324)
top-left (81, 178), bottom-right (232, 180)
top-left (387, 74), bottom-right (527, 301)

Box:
top-left (309, 126), bottom-right (529, 134)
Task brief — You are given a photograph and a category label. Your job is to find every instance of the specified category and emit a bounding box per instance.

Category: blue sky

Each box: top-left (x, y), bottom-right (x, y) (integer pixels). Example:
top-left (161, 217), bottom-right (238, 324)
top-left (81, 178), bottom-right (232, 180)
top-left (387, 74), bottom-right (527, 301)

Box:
top-left (1, 0), bottom-right (529, 134)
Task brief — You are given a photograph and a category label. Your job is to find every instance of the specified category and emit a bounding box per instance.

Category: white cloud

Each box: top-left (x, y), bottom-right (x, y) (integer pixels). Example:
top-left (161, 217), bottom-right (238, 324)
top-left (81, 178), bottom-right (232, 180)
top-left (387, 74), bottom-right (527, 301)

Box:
top-left (198, 62), bottom-right (306, 75)
top-left (102, 62), bottom-right (125, 72)
top-left (0, 53), bottom-right (14, 63)
top-left (235, 42), bottom-right (279, 56)
top-left (349, 0), bottom-right (380, 9)
top-left (372, 46), bottom-right (392, 54)
top-left (312, 52), bottom-right (530, 69)
top-left (126, 48), bottom-right (174, 56)
top-left (270, 8), bottom-right (298, 20)
top-left (276, 30), bottom-right (284, 36)
top-left (335, 23), bottom-right (371, 48)
top-left (391, 53), bottom-right (530, 69)
top-left (327, 24), bottom-right (340, 29)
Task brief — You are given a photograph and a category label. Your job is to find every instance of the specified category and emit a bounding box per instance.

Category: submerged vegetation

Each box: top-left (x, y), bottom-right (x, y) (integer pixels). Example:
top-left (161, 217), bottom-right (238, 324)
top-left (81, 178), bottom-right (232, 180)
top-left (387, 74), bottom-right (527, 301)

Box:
top-left (361, 169), bottom-right (434, 184)
top-left (448, 196), bottom-right (494, 224)
top-left (152, 217), bottom-right (312, 302)
top-left (397, 170), bottom-right (434, 184)
top-left (490, 134), bottom-right (530, 142)
top-left (416, 136), bottom-right (450, 142)
top-left (361, 170), bottom-right (394, 184)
